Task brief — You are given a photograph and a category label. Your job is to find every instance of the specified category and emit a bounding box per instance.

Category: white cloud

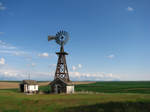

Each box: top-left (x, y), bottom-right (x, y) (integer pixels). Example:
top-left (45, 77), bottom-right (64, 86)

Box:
top-left (0, 40), bottom-right (30, 57)
top-left (107, 54), bottom-right (115, 59)
top-left (69, 72), bottom-right (120, 81)
top-left (0, 64), bottom-right (120, 81)
top-left (0, 2), bottom-right (6, 11)
top-left (127, 6), bottom-right (134, 11)
top-left (0, 50), bottom-right (27, 56)
top-left (78, 64), bottom-right (82, 68)
top-left (49, 64), bottom-right (56, 68)
top-left (72, 64), bottom-right (82, 71)
top-left (0, 68), bottom-right (27, 80)
top-left (0, 58), bottom-right (5, 65)
top-left (0, 40), bottom-right (55, 59)
top-left (0, 40), bottom-right (16, 50)
top-left (0, 32), bottom-right (4, 35)
top-left (31, 63), bottom-right (36, 67)
top-left (0, 66), bottom-right (52, 81)
top-left (38, 52), bottom-right (49, 57)
top-left (72, 66), bottom-right (76, 71)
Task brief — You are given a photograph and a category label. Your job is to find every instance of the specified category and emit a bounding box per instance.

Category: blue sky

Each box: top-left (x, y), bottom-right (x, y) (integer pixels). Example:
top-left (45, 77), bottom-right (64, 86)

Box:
top-left (0, 0), bottom-right (150, 81)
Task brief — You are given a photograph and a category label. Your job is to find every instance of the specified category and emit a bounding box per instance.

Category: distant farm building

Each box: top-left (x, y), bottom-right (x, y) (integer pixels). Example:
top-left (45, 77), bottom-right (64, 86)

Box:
top-left (50, 78), bottom-right (74, 94)
top-left (20, 80), bottom-right (38, 93)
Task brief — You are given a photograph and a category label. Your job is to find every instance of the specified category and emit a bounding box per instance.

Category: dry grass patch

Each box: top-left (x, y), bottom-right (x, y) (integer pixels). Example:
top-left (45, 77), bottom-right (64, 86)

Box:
top-left (0, 82), bottom-right (19, 89)
top-left (0, 81), bottom-right (95, 89)
top-left (38, 82), bottom-right (50, 86)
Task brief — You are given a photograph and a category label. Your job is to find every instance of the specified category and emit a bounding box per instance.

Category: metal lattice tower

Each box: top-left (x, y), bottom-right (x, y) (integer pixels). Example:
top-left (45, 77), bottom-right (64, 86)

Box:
top-left (55, 45), bottom-right (70, 82)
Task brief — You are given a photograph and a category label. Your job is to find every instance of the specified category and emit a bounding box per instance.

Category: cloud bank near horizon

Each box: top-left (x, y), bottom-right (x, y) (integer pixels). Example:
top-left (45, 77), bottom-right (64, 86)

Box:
top-left (0, 65), bottom-right (120, 81)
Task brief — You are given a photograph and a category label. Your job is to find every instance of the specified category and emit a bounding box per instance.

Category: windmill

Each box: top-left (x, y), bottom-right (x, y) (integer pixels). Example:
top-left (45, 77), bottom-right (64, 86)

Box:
top-left (48, 30), bottom-right (74, 94)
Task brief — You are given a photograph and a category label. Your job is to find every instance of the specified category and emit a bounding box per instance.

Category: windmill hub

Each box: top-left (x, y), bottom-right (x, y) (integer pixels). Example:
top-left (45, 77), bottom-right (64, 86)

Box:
top-left (61, 36), bottom-right (64, 39)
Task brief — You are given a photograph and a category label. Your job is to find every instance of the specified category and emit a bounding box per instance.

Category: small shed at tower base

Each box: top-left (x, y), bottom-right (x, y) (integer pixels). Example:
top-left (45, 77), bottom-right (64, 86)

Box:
top-left (50, 78), bottom-right (74, 94)
top-left (20, 80), bottom-right (38, 93)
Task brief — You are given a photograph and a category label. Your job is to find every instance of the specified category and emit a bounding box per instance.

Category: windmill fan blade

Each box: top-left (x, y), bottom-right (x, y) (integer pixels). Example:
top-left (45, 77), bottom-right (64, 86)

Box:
top-left (48, 36), bottom-right (56, 41)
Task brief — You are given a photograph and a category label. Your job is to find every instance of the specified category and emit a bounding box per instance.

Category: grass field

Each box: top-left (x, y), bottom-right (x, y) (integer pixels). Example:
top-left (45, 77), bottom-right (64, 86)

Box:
top-left (0, 81), bottom-right (150, 112)
top-left (39, 81), bottom-right (150, 94)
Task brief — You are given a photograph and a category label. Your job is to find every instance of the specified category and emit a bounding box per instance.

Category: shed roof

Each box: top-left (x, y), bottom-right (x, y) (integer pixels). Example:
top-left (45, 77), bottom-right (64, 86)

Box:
top-left (50, 78), bottom-right (74, 86)
top-left (21, 80), bottom-right (37, 85)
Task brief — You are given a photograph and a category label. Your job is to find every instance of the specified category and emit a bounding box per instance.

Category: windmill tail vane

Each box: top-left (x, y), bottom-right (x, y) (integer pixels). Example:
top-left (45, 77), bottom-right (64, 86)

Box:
top-left (48, 36), bottom-right (56, 41)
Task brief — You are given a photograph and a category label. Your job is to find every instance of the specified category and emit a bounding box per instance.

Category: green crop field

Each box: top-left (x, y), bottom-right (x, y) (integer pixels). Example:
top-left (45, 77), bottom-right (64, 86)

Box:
top-left (0, 81), bottom-right (150, 112)
top-left (75, 81), bottom-right (150, 94)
